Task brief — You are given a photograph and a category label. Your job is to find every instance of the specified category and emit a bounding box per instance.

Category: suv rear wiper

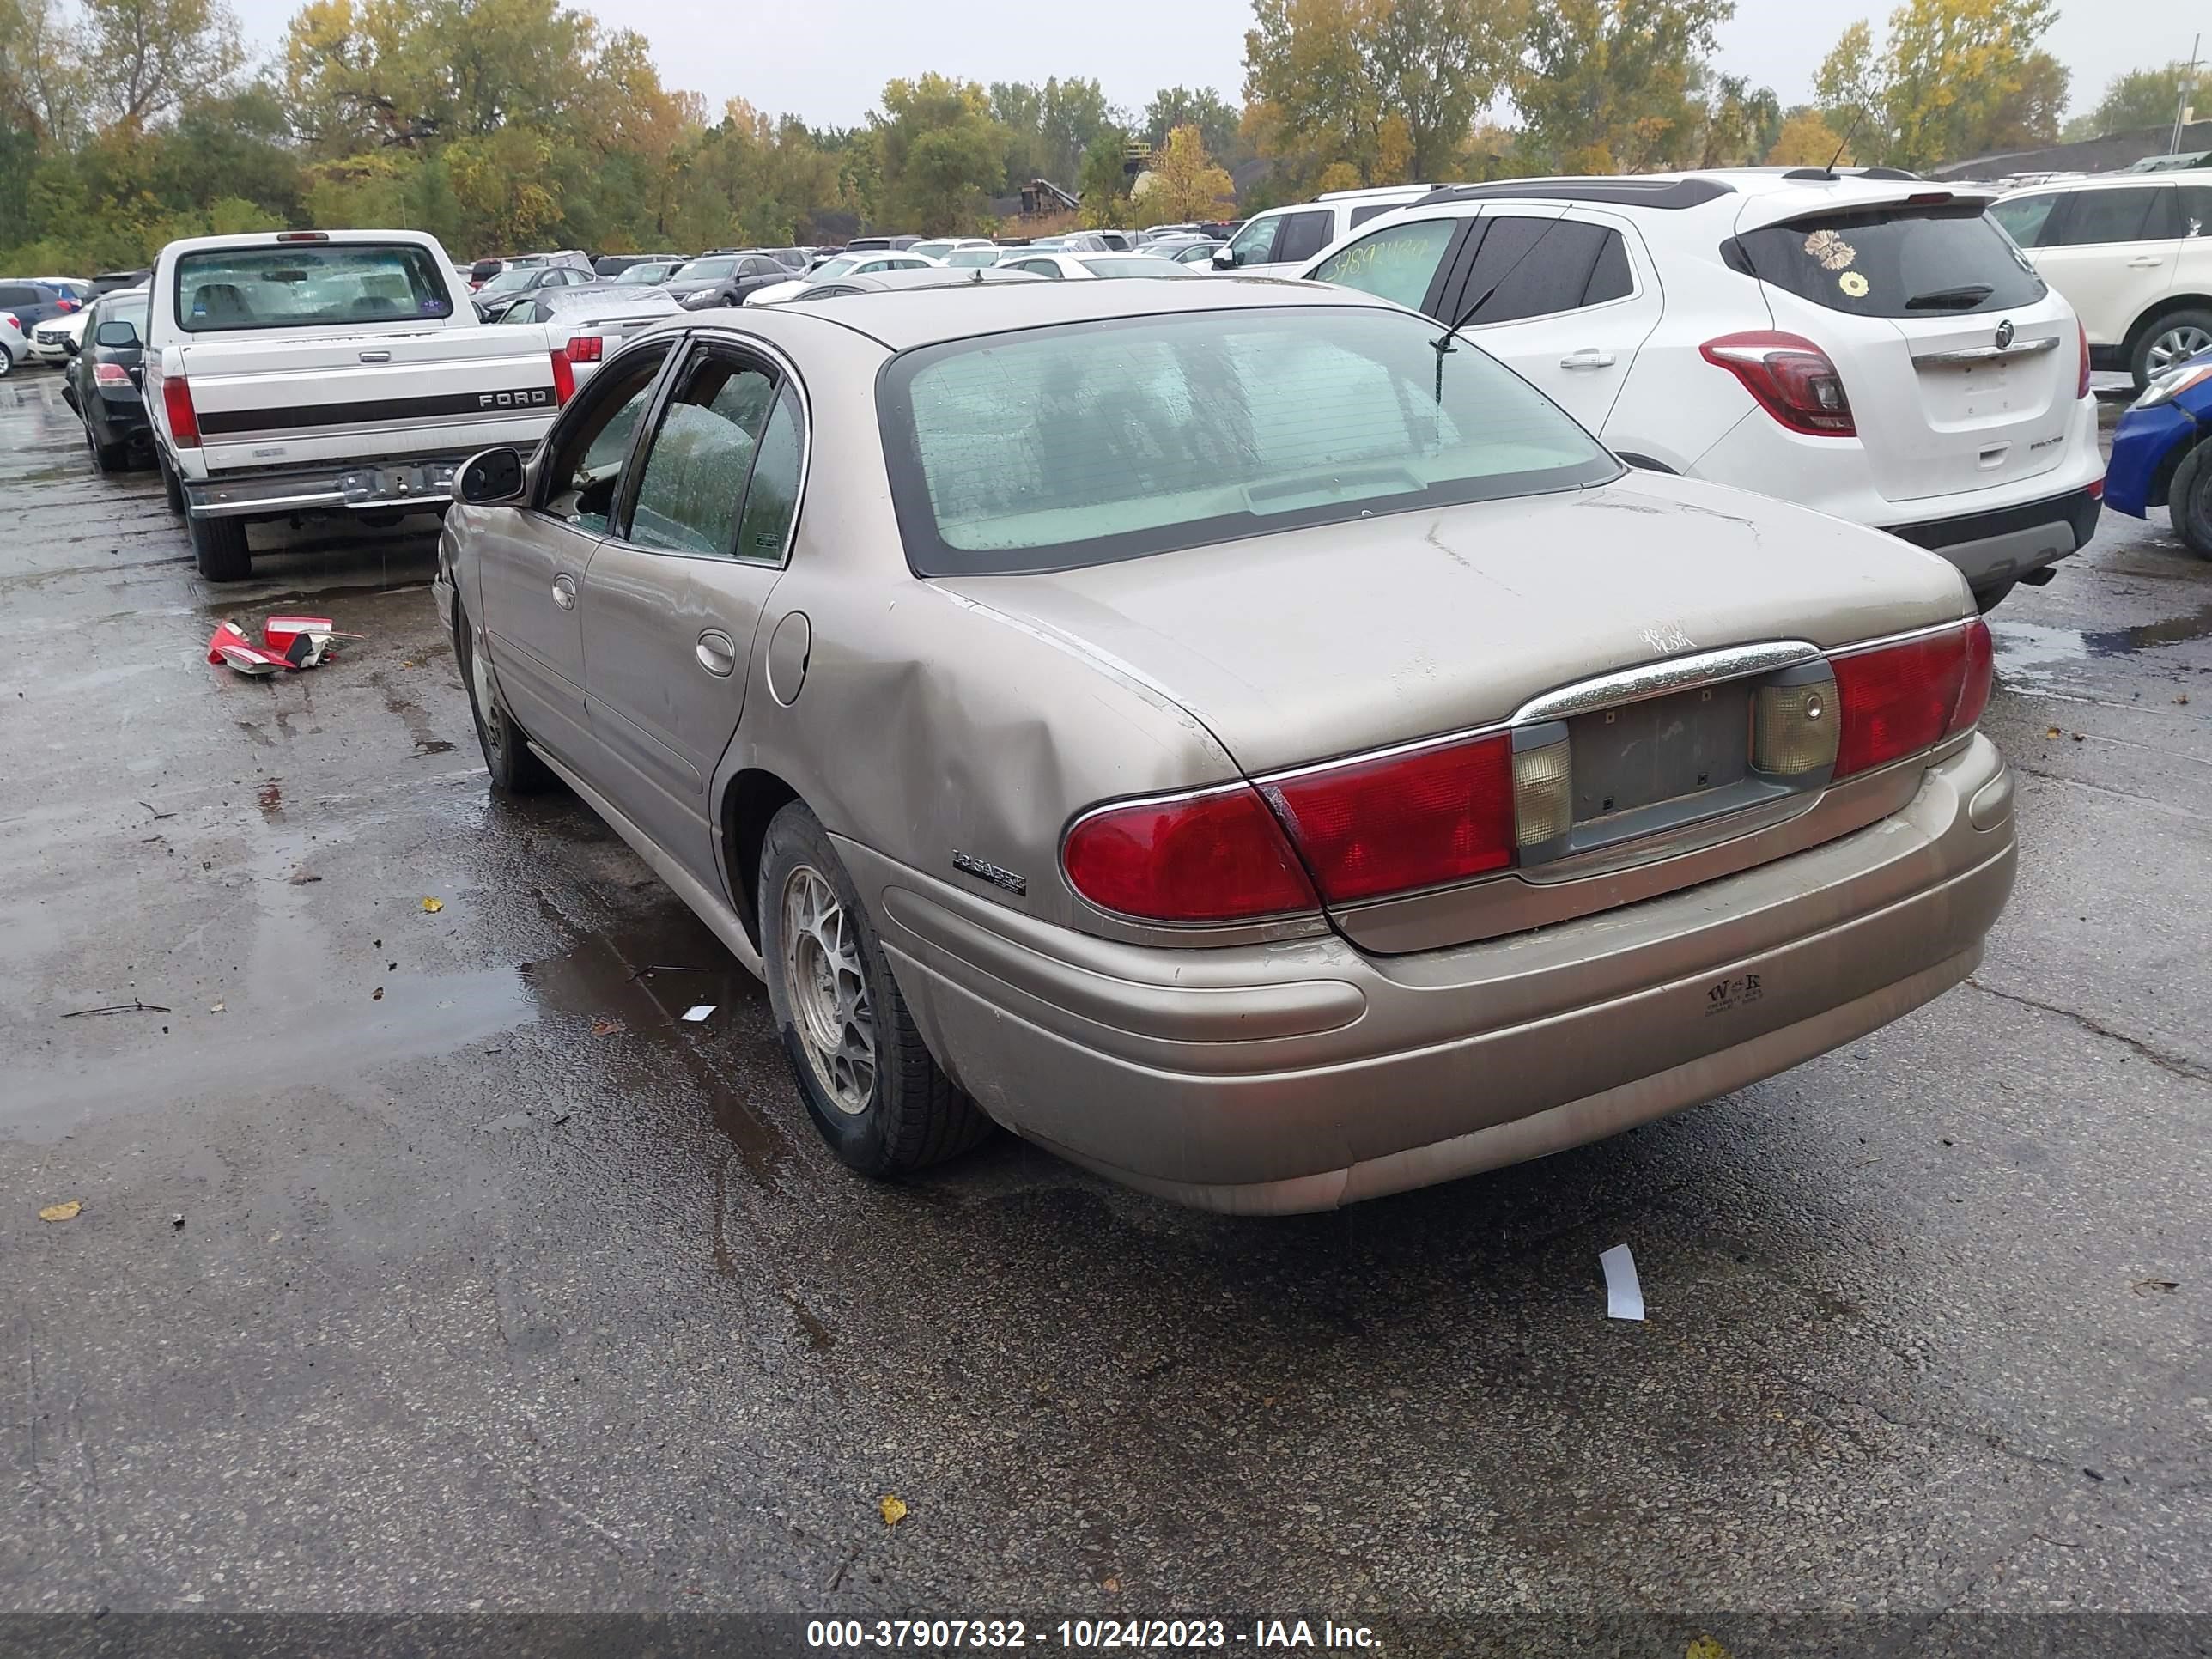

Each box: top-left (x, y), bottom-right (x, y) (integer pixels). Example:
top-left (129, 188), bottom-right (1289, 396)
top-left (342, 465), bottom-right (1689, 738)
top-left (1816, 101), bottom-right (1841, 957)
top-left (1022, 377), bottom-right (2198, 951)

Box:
top-left (1905, 283), bottom-right (1995, 311)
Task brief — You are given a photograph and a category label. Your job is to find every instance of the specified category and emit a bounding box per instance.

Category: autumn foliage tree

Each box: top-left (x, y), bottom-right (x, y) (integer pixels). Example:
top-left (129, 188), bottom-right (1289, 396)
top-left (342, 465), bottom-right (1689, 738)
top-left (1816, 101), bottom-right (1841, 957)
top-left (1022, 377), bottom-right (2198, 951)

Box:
top-left (1133, 124), bottom-right (1235, 224)
top-left (1814, 0), bottom-right (2064, 171)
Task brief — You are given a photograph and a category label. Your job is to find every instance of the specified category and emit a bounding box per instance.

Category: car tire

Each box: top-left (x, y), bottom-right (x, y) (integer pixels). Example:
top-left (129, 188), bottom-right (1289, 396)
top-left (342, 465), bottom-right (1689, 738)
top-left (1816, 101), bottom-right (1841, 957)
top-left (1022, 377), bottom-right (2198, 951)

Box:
top-left (758, 800), bottom-right (992, 1177)
top-left (0, 343), bottom-right (12, 377)
top-left (456, 601), bottom-right (557, 794)
top-left (2166, 438), bottom-right (2212, 559)
top-left (188, 512), bottom-right (252, 581)
top-left (2131, 308), bottom-right (2212, 390)
top-left (1973, 580), bottom-right (2017, 613)
top-left (159, 450), bottom-right (185, 514)
top-left (87, 422), bottom-right (128, 473)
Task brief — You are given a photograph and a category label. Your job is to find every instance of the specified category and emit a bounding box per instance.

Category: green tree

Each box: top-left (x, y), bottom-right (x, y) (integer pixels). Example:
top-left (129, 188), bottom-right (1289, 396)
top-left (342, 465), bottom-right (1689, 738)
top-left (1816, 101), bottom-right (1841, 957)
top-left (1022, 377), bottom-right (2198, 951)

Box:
top-left (1515, 0), bottom-right (1735, 173)
top-left (2070, 60), bottom-right (2195, 140)
top-left (1077, 133), bottom-right (1132, 227)
top-left (1134, 123), bottom-right (1235, 224)
top-left (1814, 0), bottom-right (2059, 171)
top-left (79, 0), bottom-right (245, 133)
top-left (873, 73), bottom-right (1007, 233)
top-left (1143, 85), bottom-right (1242, 163)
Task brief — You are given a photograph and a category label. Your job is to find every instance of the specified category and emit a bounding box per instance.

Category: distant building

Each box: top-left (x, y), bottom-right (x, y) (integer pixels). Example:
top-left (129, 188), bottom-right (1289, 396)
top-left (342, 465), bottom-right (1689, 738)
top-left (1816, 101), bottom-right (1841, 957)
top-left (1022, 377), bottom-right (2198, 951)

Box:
top-left (1934, 120), bottom-right (2212, 182)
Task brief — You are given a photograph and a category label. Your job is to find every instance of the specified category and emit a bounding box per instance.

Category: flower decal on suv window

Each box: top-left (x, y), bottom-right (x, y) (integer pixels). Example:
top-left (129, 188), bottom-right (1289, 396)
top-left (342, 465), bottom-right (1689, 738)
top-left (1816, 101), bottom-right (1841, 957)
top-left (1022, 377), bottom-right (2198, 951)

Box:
top-left (1803, 228), bottom-right (1858, 270)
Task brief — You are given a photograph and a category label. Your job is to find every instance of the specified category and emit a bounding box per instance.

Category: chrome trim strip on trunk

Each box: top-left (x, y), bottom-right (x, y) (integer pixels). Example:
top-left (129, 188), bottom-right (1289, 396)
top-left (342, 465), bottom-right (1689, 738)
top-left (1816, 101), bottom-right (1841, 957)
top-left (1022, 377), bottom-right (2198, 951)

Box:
top-left (1511, 641), bottom-right (1821, 726)
top-left (1911, 337), bottom-right (2062, 365)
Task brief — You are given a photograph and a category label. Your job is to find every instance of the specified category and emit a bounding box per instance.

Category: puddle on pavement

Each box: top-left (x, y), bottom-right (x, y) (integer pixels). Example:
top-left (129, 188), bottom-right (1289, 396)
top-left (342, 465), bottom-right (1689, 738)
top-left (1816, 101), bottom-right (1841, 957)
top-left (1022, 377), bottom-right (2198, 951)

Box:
top-left (1990, 599), bottom-right (2212, 688)
top-left (515, 919), bottom-right (790, 1189)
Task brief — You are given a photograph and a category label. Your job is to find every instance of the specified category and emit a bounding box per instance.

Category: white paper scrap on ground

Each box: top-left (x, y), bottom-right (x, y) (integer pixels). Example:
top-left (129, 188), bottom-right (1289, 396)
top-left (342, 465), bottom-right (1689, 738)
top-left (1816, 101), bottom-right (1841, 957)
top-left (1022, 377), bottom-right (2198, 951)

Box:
top-left (1600, 1243), bottom-right (1645, 1322)
top-left (682, 1005), bottom-right (716, 1023)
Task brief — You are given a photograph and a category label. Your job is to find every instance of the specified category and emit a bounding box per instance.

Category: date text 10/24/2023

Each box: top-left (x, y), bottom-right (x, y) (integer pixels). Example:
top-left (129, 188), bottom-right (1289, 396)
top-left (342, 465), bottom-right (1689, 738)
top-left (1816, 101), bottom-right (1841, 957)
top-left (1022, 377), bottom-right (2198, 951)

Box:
top-left (805, 1620), bottom-right (1383, 1650)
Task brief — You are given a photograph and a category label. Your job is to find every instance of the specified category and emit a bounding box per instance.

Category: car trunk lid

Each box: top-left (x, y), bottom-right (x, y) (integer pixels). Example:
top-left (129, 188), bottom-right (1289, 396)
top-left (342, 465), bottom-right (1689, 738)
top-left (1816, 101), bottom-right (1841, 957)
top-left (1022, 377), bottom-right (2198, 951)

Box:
top-left (945, 474), bottom-right (1973, 951)
top-left (1731, 194), bottom-right (2078, 508)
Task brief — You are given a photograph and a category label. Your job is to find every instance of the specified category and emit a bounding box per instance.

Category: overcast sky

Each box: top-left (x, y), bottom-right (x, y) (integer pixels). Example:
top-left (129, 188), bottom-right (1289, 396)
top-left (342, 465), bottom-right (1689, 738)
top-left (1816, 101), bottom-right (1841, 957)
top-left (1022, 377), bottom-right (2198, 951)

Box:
top-left (233, 0), bottom-right (2205, 133)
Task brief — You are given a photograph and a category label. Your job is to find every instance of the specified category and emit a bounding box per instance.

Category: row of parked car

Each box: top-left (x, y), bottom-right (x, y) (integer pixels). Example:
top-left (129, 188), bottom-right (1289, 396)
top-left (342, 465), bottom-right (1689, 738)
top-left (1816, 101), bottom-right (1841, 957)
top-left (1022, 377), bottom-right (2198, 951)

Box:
top-left (37, 164), bottom-right (2212, 1212)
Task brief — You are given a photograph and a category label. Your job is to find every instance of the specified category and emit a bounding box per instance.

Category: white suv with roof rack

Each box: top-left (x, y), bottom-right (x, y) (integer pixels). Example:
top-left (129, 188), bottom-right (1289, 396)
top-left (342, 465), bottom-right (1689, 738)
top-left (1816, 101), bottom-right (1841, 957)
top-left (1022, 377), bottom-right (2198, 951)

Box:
top-left (1295, 167), bottom-right (2105, 610)
top-left (1988, 169), bottom-right (2212, 387)
top-left (1212, 185), bottom-right (1437, 277)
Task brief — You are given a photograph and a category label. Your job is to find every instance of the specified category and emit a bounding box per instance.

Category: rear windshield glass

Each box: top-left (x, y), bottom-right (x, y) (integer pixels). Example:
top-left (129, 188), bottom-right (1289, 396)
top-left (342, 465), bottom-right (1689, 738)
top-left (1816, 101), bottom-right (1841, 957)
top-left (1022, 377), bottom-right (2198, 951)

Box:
top-left (1733, 204), bottom-right (2045, 318)
top-left (879, 305), bottom-right (1619, 576)
top-left (174, 244), bottom-right (455, 332)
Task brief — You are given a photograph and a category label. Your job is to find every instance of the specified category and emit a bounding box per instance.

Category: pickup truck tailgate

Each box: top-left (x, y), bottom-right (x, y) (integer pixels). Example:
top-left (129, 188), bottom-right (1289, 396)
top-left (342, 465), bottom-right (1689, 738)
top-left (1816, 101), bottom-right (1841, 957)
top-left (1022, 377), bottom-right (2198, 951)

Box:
top-left (181, 327), bottom-right (561, 472)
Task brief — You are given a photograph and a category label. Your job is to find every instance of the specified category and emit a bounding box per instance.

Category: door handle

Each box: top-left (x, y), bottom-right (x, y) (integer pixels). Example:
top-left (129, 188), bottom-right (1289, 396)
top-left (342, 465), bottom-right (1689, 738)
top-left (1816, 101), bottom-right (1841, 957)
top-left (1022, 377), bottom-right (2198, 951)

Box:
top-left (696, 629), bottom-right (738, 677)
top-left (1560, 349), bottom-right (1617, 369)
top-left (2128, 257), bottom-right (2166, 268)
top-left (551, 574), bottom-right (576, 611)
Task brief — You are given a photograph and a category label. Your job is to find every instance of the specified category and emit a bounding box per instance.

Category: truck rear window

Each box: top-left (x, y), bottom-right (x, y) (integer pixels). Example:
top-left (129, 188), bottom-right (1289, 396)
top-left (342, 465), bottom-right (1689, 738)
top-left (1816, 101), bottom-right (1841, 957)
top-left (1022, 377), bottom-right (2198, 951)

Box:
top-left (1732, 204), bottom-right (2045, 319)
top-left (173, 244), bottom-right (456, 332)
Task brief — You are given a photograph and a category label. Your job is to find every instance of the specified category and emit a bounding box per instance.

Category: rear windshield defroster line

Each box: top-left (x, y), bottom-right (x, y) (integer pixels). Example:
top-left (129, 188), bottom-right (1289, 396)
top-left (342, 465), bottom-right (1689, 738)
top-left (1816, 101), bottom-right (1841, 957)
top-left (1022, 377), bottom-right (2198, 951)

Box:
top-left (876, 306), bottom-right (1622, 578)
top-left (173, 242), bottom-right (458, 333)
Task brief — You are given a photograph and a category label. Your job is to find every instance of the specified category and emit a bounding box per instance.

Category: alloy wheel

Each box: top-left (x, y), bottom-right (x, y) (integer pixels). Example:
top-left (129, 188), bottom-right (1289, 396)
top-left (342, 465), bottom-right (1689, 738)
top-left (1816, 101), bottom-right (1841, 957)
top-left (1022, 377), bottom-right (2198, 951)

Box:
top-left (780, 864), bottom-right (876, 1115)
top-left (463, 620), bottom-right (504, 767)
top-left (2148, 324), bottom-right (2212, 376)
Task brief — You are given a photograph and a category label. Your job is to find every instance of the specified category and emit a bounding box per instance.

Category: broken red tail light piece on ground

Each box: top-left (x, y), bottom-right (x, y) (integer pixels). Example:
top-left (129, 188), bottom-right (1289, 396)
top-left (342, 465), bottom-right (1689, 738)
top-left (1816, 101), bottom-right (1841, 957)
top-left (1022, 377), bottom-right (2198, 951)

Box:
top-left (206, 615), bottom-right (361, 678)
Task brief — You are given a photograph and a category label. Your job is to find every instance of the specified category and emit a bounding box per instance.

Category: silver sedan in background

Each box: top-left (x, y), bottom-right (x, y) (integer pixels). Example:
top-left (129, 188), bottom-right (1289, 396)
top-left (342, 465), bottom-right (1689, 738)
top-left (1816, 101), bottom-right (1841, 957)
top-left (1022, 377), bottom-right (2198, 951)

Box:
top-left (435, 282), bottom-right (2014, 1213)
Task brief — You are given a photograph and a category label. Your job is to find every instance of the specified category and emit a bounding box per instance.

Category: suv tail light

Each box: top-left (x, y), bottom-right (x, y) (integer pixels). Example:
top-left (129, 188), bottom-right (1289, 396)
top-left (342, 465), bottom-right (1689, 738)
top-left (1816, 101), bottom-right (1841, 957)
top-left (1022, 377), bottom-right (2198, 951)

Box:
top-left (2078, 323), bottom-right (2092, 400)
top-left (161, 372), bottom-right (201, 448)
top-left (1261, 733), bottom-right (1516, 904)
top-left (1063, 785), bottom-right (1318, 923)
top-left (1701, 331), bottom-right (1856, 436)
top-left (550, 349), bottom-right (576, 404)
top-left (55, 297), bottom-right (78, 313)
top-left (1831, 619), bottom-right (1991, 779)
top-left (564, 333), bottom-right (603, 362)
top-left (0, 313), bottom-right (15, 330)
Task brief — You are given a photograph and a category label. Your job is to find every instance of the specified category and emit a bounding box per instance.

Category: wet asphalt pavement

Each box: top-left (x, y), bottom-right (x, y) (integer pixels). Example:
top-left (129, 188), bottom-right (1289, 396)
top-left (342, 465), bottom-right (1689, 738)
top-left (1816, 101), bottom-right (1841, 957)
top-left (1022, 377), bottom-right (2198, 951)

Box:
top-left (2, 362), bottom-right (2208, 1635)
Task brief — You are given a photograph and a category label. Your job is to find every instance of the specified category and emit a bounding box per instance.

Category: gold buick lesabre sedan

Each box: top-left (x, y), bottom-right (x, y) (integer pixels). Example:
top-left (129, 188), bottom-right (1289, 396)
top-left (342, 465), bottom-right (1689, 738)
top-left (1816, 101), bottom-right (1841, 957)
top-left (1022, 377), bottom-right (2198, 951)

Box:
top-left (435, 278), bottom-right (2013, 1213)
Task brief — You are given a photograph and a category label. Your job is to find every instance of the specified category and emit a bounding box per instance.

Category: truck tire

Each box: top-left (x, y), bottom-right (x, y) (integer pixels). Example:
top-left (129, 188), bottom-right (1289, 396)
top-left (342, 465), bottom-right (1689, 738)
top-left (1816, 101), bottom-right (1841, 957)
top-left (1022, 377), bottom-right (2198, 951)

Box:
top-left (189, 513), bottom-right (252, 581)
top-left (159, 451), bottom-right (185, 514)
top-left (2168, 438), bottom-right (2212, 559)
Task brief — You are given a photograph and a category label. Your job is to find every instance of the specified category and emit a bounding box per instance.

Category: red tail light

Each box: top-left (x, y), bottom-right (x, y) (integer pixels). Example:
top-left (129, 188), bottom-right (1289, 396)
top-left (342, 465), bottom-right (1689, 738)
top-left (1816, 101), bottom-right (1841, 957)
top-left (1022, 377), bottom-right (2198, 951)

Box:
top-left (1701, 331), bottom-right (1856, 435)
top-left (550, 349), bottom-right (576, 404)
top-left (1261, 732), bottom-right (1516, 904)
top-left (0, 313), bottom-right (16, 330)
top-left (1831, 620), bottom-right (1990, 779)
top-left (2078, 324), bottom-right (2092, 400)
top-left (1063, 785), bottom-right (1318, 923)
top-left (94, 362), bottom-right (130, 386)
top-left (161, 372), bottom-right (200, 448)
top-left (56, 297), bottom-right (77, 313)
top-left (2088, 477), bottom-right (2105, 499)
top-left (563, 333), bottom-right (603, 362)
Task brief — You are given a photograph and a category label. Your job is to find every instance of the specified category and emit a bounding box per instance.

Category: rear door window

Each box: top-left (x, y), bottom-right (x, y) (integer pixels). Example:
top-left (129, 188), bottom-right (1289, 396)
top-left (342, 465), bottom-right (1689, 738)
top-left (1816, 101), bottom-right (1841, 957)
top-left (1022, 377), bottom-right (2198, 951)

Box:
top-left (2045, 186), bottom-right (2170, 246)
top-left (1456, 215), bottom-right (1620, 324)
top-left (627, 356), bottom-right (780, 557)
top-left (1275, 210), bottom-right (1335, 265)
top-left (173, 243), bottom-right (455, 331)
top-left (1731, 204), bottom-right (2047, 318)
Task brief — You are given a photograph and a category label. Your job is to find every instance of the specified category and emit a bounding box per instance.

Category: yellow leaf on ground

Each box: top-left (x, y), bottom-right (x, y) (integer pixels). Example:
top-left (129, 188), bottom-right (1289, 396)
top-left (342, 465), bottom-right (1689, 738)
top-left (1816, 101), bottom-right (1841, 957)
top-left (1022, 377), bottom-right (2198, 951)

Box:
top-left (40, 1200), bottom-right (82, 1223)
top-left (879, 1494), bottom-right (908, 1528)
top-left (1687, 1637), bottom-right (1734, 1659)
top-left (421, 897), bottom-right (444, 913)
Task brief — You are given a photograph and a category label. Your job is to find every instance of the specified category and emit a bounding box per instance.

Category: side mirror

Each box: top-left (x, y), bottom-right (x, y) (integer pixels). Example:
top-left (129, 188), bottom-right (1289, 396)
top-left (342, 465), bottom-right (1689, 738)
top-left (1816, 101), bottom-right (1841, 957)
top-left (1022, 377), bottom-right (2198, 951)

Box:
top-left (94, 320), bottom-right (138, 348)
top-left (456, 447), bottom-right (526, 506)
top-left (1212, 247), bottom-right (1235, 270)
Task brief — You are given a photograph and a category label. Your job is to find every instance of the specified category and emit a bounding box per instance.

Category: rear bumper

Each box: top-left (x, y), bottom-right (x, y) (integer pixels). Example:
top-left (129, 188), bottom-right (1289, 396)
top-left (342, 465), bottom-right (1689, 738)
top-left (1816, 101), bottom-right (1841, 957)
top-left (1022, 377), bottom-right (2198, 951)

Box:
top-left (1881, 483), bottom-right (2104, 589)
top-left (864, 736), bottom-right (2016, 1214)
top-left (2105, 403), bottom-right (2197, 519)
top-left (184, 453), bottom-right (475, 519)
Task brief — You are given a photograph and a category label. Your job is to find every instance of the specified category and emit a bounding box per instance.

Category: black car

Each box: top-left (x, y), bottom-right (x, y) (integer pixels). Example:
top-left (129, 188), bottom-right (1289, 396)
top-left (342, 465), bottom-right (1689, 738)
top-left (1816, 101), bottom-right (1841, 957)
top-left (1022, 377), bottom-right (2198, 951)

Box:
top-left (470, 264), bottom-right (599, 319)
top-left (0, 279), bottom-right (80, 333)
top-left (92, 269), bottom-right (150, 295)
top-left (59, 289), bottom-right (151, 472)
top-left (660, 252), bottom-right (795, 310)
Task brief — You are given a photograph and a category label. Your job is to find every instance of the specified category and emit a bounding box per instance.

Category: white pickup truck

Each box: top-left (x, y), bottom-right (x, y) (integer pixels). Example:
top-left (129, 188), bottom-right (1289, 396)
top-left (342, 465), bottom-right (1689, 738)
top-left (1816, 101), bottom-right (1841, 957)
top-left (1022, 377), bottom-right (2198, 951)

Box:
top-left (145, 228), bottom-right (568, 580)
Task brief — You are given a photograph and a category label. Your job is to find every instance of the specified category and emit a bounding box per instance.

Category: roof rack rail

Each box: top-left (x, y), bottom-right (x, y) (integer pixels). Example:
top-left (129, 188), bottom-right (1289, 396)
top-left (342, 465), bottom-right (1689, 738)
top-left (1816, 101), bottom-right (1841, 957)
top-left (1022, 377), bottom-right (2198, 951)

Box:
top-left (1778, 165), bottom-right (1923, 182)
top-left (1412, 177), bottom-right (1736, 210)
